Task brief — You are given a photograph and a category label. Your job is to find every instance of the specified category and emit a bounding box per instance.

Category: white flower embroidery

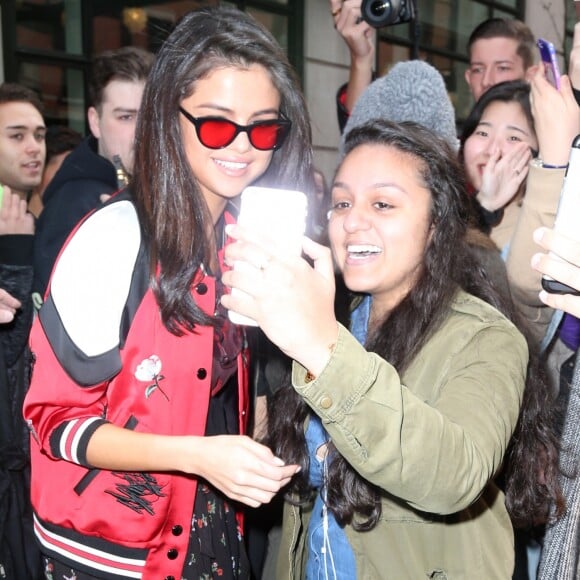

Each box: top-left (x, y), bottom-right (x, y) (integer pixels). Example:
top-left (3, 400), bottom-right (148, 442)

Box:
top-left (135, 355), bottom-right (162, 381)
top-left (135, 355), bottom-right (168, 400)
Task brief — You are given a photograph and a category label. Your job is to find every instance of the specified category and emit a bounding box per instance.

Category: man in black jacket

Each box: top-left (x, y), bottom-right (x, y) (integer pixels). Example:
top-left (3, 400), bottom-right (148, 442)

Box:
top-left (0, 84), bottom-right (46, 577)
top-left (33, 46), bottom-right (154, 299)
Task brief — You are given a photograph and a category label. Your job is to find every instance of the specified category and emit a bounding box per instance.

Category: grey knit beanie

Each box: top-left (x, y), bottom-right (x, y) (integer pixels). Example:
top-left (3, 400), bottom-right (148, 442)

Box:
top-left (340, 60), bottom-right (458, 155)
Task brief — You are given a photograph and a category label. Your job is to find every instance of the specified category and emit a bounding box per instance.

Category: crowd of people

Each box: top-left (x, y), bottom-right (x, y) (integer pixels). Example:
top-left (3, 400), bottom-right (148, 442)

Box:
top-left (0, 1), bottom-right (579, 579)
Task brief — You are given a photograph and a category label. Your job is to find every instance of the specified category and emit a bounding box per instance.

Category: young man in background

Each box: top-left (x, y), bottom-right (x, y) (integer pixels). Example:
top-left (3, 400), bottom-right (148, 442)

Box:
top-left (330, 1), bottom-right (537, 127)
top-left (33, 46), bottom-right (154, 299)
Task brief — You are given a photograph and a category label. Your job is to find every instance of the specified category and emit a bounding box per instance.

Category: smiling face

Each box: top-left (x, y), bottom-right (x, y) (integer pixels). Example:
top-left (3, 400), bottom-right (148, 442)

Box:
top-left (462, 100), bottom-right (537, 190)
top-left (329, 144), bottom-right (433, 316)
top-left (465, 37), bottom-right (529, 102)
top-left (0, 101), bottom-right (46, 198)
top-left (179, 64), bottom-right (280, 222)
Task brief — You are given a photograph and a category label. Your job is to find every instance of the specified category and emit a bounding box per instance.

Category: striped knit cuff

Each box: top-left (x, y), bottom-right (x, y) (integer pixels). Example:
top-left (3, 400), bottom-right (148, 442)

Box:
top-left (49, 417), bottom-right (108, 467)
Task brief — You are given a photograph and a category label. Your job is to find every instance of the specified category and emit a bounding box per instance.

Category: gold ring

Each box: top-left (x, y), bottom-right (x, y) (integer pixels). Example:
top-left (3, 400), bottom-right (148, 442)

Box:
top-left (332, 8), bottom-right (341, 17)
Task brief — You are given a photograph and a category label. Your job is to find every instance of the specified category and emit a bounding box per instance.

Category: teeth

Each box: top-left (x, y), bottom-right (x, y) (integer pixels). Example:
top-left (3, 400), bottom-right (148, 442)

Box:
top-left (214, 159), bottom-right (248, 170)
top-left (347, 244), bottom-right (381, 256)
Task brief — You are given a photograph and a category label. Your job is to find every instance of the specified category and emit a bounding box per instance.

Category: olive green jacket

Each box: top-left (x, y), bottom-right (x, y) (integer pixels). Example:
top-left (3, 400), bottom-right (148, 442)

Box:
top-left (276, 291), bottom-right (528, 579)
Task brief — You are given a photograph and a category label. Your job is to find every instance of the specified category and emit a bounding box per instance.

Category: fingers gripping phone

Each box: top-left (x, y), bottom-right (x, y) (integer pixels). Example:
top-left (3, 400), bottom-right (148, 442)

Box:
top-left (228, 186), bottom-right (308, 325)
top-left (537, 38), bottom-right (561, 90)
top-left (541, 135), bottom-right (580, 296)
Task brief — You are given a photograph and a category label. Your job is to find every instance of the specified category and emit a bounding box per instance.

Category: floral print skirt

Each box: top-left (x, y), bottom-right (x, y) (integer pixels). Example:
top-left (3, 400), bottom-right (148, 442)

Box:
top-left (182, 482), bottom-right (250, 580)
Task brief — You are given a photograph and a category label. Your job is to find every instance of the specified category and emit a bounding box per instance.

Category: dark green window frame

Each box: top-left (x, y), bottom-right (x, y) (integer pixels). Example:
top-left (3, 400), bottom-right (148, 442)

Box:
top-left (2, 0), bottom-right (304, 129)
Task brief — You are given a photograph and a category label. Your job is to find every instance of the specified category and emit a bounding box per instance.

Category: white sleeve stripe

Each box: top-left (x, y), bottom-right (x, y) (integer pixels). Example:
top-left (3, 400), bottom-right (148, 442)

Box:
top-left (59, 419), bottom-right (78, 462)
top-left (70, 417), bottom-right (103, 464)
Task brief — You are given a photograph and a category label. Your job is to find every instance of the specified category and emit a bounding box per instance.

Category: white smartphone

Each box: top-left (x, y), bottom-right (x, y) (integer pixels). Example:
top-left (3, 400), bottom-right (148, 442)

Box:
top-left (228, 186), bottom-right (308, 325)
top-left (541, 135), bottom-right (580, 296)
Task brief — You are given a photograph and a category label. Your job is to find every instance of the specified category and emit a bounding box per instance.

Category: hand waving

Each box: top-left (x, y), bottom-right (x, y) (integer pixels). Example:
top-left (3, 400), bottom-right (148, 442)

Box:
top-left (476, 143), bottom-right (531, 212)
top-left (0, 187), bottom-right (34, 235)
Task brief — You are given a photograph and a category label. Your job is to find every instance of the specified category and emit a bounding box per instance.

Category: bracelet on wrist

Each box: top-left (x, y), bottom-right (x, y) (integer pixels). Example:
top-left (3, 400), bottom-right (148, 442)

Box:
top-left (532, 158), bottom-right (568, 169)
top-left (542, 162), bottom-right (568, 169)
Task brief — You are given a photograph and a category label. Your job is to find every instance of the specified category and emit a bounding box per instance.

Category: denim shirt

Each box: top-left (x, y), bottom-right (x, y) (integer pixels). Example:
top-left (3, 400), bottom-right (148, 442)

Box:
top-left (303, 296), bottom-right (372, 579)
top-left (304, 415), bottom-right (356, 579)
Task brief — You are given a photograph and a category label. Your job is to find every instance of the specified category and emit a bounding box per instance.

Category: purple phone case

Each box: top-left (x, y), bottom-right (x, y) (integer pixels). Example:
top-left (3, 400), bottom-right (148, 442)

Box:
top-left (537, 38), bottom-right (561, 89)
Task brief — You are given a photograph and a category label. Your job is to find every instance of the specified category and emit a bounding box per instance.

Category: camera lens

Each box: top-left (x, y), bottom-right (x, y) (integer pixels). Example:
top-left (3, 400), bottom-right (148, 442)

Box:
top-left (370, 1), bottom-right (391, 18)
top-left (361, 0), bottom-right (405, 28)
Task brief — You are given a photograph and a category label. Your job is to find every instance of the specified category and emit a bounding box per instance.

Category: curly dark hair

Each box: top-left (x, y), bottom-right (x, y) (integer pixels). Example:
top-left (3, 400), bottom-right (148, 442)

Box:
top-left (268, 119), bottom-right (563, 531)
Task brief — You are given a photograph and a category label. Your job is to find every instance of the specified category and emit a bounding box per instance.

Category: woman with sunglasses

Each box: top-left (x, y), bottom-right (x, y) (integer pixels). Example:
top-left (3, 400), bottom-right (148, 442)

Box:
top-left (222, 120), bottom-right (562, 578)
top-left (23, 6), bottom-right (310, 580)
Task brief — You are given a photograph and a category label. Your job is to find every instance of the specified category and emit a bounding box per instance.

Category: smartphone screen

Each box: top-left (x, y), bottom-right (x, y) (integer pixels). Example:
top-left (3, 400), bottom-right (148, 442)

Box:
top-left (537, 38), bottom-right (561, 90)
top-left (541, 135), bottom-right (580, 296)
top-left (0, 184), bottom-right (4, 209)
top-left (229, 186), bottom-right (308, 325)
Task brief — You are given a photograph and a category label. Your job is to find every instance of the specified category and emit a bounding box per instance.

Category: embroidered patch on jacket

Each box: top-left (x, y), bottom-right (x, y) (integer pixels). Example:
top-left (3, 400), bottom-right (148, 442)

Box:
top-left (135, 355), bottom-right (168, 401)
top-left (105, 472), bottom-right (166, 515)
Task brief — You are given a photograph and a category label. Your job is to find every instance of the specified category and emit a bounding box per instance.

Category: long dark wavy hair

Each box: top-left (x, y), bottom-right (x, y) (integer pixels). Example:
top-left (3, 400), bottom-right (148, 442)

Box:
top-left (268, 119), bottom-right (563, 531)
top-left (132, 5), bottom-right (313, 334)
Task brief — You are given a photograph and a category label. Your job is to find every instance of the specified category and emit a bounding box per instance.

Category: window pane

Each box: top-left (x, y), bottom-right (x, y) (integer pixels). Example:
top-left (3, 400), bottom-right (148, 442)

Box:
top-left (566, 2), bottom-right (577, 32)
top-left (376, 42), bottom-right (411, 76)
top-left (377, 21), bottom-right (412, 42)
top-left (493, 8), bottom-right (519, 19)
top-left (416, 1), bottom-right (456, 53)
top-left (455, 1), bottom-right (491, 54)
top-left (18, 62), bottom-right (85, 130)
top-left (495, 0), bottom-right (517, 9)
top-left (91, 1), bottom-right (291, 55)
top-left (16, 0), bottom-right (83, 54)
top-left (92, 1), bottom-right (214, 54)
top-left (247, 8), bottom-right (289, 51)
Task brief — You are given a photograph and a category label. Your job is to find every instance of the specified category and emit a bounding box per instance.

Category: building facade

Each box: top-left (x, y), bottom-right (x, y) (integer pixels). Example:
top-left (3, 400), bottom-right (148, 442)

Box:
top-left (0, 0), bottom-right (570, 180)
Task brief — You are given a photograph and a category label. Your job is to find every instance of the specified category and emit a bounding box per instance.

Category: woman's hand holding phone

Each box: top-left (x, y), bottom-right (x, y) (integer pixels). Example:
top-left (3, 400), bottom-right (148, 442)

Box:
top-left (222, 224), bottom-right (339, 378)
top-left (537, 38), bottom-right (561, 90)
top-left (534, 136), bottom-right (580, 299)
top-left (532, 227), bottom-right (580, 317)
top-left (530, 67), bottom-right (580, 168)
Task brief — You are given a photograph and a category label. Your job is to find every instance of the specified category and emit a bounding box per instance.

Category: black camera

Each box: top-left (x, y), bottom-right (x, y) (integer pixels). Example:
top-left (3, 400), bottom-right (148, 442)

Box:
top-left (361, 0), bottom-right (416, 28)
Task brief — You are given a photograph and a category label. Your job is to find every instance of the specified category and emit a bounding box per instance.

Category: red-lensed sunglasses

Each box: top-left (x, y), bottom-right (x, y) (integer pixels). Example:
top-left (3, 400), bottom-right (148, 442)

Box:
top-left (179, 107), bottom-right (291, 151)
